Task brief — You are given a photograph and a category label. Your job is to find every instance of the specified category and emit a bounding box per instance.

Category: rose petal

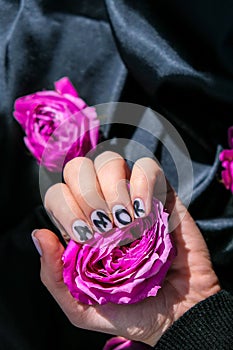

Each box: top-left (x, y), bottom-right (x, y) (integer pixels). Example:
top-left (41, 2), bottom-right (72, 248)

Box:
top-left (103, 337), bottom-right (152, 350)
top-left (54, 77), bottom-right (79, 97)
top-left (219, 148), bottom-right (233, 193)
top-left (228, 126), bottom-right (233, 149)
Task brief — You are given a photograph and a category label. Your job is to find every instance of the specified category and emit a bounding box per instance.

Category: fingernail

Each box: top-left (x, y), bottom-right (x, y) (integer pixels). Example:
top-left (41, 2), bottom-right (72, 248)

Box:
top-left (133, 198), bottom-right (146, 218)
top-left (112, 204), bottom-right (132, 228)
top-left (31, 230), bottom-right (42, 256)
top-left (91, 210), bottom-right (113, 233)
top-left (72, 220), bottom-right (93, 243)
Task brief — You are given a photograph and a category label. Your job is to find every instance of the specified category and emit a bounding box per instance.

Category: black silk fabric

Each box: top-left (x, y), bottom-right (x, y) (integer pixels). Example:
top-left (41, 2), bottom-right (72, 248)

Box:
top-left (0, 1), bottom-right (233, 349)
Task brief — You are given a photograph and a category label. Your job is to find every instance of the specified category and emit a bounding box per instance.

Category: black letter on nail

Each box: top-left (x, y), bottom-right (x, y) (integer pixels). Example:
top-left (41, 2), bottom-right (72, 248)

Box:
top-left (134, 200), bottom-right (145, 218)
top-left (74, 225), bottom-right (92, 242)
top-left (93, 212), bottom-right (112, 233)
top-left (115, 209), bottom-right (132, 225)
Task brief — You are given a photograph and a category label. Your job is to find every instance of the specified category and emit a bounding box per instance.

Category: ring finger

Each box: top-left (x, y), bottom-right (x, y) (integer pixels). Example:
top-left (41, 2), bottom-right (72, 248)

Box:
top-left (94, 151), bottom-right (134, 228)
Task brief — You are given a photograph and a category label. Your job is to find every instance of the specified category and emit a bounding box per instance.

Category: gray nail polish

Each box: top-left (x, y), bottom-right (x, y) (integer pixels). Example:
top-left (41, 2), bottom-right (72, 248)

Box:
top-left (72, 220), bottom-right (93, 243)
top-left (133, 198), bottom-right (146, 218)
top-left (31, 230), bottom-right (42, 256)
top-left (112, 204), bottom-right (132, 228)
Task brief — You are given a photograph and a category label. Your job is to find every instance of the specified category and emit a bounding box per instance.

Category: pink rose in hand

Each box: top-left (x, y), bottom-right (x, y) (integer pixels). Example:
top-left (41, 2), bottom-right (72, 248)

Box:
top-left (13, 77), bottom-right (99, 172)
top-left (219, 149), bottom-right (233, 193)
top-left (62, 198), bottom-right (176, 305)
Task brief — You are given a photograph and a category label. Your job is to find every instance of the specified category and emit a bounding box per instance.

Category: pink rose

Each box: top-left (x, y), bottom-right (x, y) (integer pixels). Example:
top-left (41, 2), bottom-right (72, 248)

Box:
top-left (13, 77), bottom-right (99, 172)
top-left (219, 149), bottom-right (233, 193)
top-left (103, 336), bottom-right (153, 350)
top-left (228, 126), bottom-right (233, 149)
top-left (62, 198), bottom-right (176, 305)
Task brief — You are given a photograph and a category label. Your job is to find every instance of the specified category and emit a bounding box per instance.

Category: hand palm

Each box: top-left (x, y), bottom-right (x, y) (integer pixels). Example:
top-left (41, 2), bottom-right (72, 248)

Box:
top-left (38, 194), bottom-right (220, 347)
top-left (86, 199), bottom-right (220, 345)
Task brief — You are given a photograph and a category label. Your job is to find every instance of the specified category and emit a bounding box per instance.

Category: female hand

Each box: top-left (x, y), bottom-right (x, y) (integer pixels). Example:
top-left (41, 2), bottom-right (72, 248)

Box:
top-left (32, 151), bottom-right (220, 346)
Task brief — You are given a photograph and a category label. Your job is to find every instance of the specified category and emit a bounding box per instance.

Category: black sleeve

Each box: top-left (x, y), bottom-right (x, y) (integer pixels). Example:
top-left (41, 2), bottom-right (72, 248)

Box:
top-left (154, 290), bottom-right (233, 350)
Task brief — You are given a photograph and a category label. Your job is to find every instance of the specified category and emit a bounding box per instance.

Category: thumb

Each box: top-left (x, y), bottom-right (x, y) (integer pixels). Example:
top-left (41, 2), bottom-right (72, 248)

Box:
top-left (32, 229), bottom-right (94, 327)
top-left (32, 229), bottom-right (66, 292)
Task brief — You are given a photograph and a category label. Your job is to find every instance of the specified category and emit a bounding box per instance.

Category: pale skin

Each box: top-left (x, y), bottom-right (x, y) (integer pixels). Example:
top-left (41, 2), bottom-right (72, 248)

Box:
top-left (34, 151), bottom-right (221, 346)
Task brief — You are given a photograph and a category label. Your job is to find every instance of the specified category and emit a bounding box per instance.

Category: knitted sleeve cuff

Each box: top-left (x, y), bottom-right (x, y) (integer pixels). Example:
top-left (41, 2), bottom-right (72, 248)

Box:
top-left (154, 290), bottom-right (233, 350)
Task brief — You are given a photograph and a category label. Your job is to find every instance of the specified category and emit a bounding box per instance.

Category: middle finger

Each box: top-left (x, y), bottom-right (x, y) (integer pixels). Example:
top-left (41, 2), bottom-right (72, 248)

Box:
top-left (63, 157), bottom-right (113, 234)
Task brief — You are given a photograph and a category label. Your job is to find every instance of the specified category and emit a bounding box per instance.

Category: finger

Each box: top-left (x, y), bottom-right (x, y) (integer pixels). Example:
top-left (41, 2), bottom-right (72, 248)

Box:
top-left (47, 212), bottom-right (71, 245)
top-left (94, 151), bottom-right (134, 228)
top-left (163, 181), bottom-right (216, 282)
top-left (63, 157), bottom-right (113, 233)
top-left (33, 229), bottom-right (65, 287)
top-left (163, 179), bottom-right (189, 231)
top-left (33, 229), bottom-right (88, 323)
top-left (130, 157), bottom-right (167, 217)
top-left (44, 183), bottom-right (93, 244)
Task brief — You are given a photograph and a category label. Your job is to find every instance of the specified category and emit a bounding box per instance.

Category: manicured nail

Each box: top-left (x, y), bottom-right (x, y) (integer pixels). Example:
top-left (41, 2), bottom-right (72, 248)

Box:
top-left (72, 220), bottom-right (93, 243)
top-left (133, 198), bottom-right (146, 218)
top-left (31, 230), bottom-right (42, 256)
top-left (91, 210), bottom-right (113, 233)
top-left (112, 204), bottom-right (132, 228)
